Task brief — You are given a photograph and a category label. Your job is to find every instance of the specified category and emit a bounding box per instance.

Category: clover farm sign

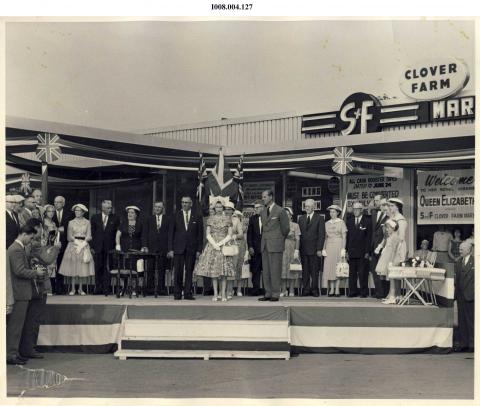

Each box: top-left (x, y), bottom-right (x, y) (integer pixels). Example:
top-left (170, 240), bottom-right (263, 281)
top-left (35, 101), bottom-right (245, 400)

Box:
top-left (417, 169), bottom-right (474, 225)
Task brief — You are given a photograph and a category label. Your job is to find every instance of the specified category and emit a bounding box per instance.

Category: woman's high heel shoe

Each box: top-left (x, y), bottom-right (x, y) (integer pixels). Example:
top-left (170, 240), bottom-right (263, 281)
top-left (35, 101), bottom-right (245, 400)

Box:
top-left (69, 291), bottom-right (75, 296)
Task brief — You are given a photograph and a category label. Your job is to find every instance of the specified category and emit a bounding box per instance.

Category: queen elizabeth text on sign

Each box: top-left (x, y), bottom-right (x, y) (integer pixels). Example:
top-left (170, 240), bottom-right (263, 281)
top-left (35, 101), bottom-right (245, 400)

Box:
top-left (399, 58), bottom-right (470, 101)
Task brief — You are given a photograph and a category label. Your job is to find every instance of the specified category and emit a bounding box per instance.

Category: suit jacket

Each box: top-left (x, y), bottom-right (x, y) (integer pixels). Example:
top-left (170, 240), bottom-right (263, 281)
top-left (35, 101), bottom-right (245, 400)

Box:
top-left (370, 209), bottom-right (388, 252)
top-left (298, 212), bottom-right (326, 255)
top-left (6, 251), bottom-right (14, 307)
top-left (260, 204), bottom-right (290, 253)
top-left (90, 213), bottom-right (120, 253)
top-left (7, 241), bottom-right (38, 301)
top-left (142, 214), bottom-right (171, 254)
top-left (346, 214), bottom-right (372, 258)
top-left (247, 214), bottom-right (262, 254)
top-left (6, 211), bottom-right (20, 249)
top-left (168, 210), bottom-right (204, 255)
top-left (53, 209), bottom-right (73, 251)
top-left (455, 256), bottom-right (474, 302)
top-left (18, 208), bottom-right (33, 227)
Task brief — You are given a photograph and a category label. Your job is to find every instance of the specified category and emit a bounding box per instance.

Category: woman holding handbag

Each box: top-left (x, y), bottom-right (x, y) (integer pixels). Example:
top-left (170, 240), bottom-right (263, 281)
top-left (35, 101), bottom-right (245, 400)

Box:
top-left (322, 205), bottom-right (347, 297)
top-left (281, 207), bottom-right (301, 297)
top-left (224, 202), bottom-right (243, 299)
top-left (194, 198), bottom-right (235, 301)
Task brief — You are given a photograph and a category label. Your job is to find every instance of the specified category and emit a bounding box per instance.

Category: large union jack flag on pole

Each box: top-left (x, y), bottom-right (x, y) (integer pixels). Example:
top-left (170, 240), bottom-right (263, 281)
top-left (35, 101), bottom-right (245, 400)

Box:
top-left (332, 146), bottom-right (354, 175)
top-left (196, 153), bottom-right (208, 206)
top-left (36, 133), bottom-right (62, 163)
top-left (233, 154), bottom-right (244, 210)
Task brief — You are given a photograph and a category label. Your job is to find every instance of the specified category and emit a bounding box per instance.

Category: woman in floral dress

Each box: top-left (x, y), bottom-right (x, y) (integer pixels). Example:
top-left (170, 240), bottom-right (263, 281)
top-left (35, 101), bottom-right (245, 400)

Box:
top-left (194, 200), bottom-right (235, 301)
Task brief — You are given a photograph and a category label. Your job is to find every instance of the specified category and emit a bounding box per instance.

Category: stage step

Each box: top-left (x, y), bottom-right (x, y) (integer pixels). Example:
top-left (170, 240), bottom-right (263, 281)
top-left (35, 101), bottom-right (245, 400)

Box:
top-left (114, 318), bottom-right (290, 360)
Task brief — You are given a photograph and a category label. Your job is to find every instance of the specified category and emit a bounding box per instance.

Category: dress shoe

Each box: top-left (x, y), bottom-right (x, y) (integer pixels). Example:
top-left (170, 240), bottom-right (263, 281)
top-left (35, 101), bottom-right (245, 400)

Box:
top-left (158, 290), bottom-right (168, 296)
top-left (184, 296), bottom-right (195, 300)
top-left (328, 293), bottom-right (334, 297)
top-left (347, 293), bottom-right (358, 298)
top-left (173, 296), bottom-right (182, 300)
top-left (24, 352), bottom-right (44, 359)
top-left (335, 293), bottom-right (341, 297)
top-left (249, 290), bottom-right (260, 296)
top-left (258, 297), bottom-right (270, 301)
top-left (312, 291), bottom-right (319, 297)
top-left (270, 298), bottom-right (279, 302)
top-left (360, 294), bottom-right (368, 298)
top-left (7, 357), bottom-right (26, 365)
top-left (301, 291), bottom-right (311, 297)
top-left (17, 355), bottom-right (29, 362)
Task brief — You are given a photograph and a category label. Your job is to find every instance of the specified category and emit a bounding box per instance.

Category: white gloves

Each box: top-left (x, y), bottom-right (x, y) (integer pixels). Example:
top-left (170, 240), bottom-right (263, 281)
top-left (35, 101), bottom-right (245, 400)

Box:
top-left (374, 245), bottom-right (381, 255)
top-left (340, 248), bottom-right (346, 257)
top-left (207, 234), bottom-right (221, 250)
top-left (217, 235), bottom-right (232, 247)
top-left (293, 250), bottom-right (299, 260)
top-left (322, 249), bottom-right (327, 257)
top-left (115, 244), bottom-right (121, 252)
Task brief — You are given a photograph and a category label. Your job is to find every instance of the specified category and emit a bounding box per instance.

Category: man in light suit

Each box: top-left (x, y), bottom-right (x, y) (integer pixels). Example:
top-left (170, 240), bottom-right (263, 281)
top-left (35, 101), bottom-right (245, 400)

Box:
top-left (6, 225), bottom-right (46, 365)
top-left (298, 199), bottom-right (325, 297)
top-left (258, 190), bottom-right (290, 302)
top-left (454, 241), bottom-right (474, 352)
top-left (369, 197), bottom-right (389, 298)
top-left (247, 201), bottom-right (264, 296)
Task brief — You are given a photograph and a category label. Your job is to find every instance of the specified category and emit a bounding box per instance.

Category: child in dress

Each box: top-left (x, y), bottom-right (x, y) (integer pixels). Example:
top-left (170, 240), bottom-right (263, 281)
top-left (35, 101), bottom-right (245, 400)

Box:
top-left (374, 219), bottom-right (402, 303)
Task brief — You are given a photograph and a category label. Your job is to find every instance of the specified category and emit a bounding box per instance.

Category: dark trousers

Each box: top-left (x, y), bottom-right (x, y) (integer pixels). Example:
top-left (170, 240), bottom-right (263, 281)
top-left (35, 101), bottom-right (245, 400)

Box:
top-left (94, 250), bottom-right (110, 294)
top-left (6, 300), bottom-right (30, 359)
top-left (457, 295), bottom-right (474, 349)
top-left (173, 252), bottom-right (196, 298)
top-left (370, 254), bottom-right (384, 298)
top-left (261, 251), bottom-right (282, 299)
top-left (148, 254), bottom-right (167, 293)
top-left (301, 254), bottom-right (319, 294)
top-left (19, 294), bottom-right (47, 356)
top-left (349, 257), bottom-right (368, 296)
top-left (55, 249), bottom-right (66, 294)
top-left (250, 252), bottom-right (263, 294)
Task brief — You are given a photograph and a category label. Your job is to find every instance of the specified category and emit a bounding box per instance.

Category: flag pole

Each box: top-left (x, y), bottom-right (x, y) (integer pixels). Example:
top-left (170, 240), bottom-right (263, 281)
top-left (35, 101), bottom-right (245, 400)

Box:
top-left (41, 161), bottom-right (48, 202)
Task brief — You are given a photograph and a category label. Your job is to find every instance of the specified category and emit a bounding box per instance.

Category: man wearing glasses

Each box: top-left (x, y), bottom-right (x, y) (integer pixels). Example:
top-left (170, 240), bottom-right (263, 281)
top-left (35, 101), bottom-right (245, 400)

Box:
top-left (168, 196), bottom-right (203, 300)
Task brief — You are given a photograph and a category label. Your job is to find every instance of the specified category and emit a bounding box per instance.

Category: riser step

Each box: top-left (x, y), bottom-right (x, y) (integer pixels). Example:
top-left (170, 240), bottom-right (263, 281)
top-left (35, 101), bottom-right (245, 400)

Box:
top-left (115, 349), bottom-right (291, 360)
top-left (121, 340), bottom-right (290, 351)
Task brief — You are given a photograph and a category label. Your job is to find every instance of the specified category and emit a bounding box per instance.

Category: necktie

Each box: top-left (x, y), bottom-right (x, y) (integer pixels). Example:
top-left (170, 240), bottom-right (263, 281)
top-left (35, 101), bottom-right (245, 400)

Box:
top-left (267, 206), bottom-right (270, 217)
top-left (185, 212), bottom-right (189, 230)
top-left (307, 215), bottom-right (311, 225)
top-left (58, 210), bottom-right (62, 224)
top-left (259, 217), bottom-right (262, 234)
top-left (356, 217), bottom-right (359, 226)
top-left (157, 215), bottom-right (161, 230)
top-left (103, 215), bottom-right (108, 230)
top-left (9, 211), bottom-right (17, 225)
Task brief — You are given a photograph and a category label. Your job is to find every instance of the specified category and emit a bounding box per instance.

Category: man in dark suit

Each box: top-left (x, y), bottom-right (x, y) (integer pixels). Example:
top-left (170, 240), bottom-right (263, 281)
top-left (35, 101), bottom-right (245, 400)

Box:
top-left (19, 195), bottom-right (36, 226)
top-left (6, 225), bottom-right (46, 365)
top-left (6, 194), bottom-right (21, 249)
top-left (53, 195), bottom-right (72, 294)
top-left (298, 199), bottom-right (326, 297)
top-left (90, 200), bottom-right (120, 295)
top-left (455, 241), bottom-right (474, 352)
top-left (346, 201), bottom-right (372, 298)
top-left (258, 190), bottom-right (290, 302)
top-left (369, 197), bottom-right (389, 299)
top-left (142, 201), bottom-right (170, 295)
top-left (247, 201), bottom-right (264, 296)
top-left (167, 196), bottom-right (203, 300)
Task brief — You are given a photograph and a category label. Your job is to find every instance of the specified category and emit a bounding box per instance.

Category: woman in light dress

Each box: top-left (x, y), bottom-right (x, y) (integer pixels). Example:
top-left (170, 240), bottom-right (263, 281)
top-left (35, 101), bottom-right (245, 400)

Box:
top-left (58, 204), bottom-right (95, 296)
top-left (280, 207), bottom-right (301, 297)
top-left (224, 202), bottom-right (245, 299)
top-left (448, 228), bottom-right (463, 263)
top-left (194, 199), bottom-right (235, 301)
top-left (232, 209), bottom-right (249, 296)
top-left (322, 205), bottom-right (347, 297)
top-left (382, 198), bottom-right (408, 304)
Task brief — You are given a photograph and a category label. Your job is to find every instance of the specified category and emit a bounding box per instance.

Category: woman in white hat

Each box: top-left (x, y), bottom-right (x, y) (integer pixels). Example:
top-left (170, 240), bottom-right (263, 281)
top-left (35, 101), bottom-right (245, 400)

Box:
top-left (383, 198), bottom-right (408, 304)
top-left (115, 206), bottom-right (145, 296)
top-left (224, 201), bottom-right (243, 299)
top-left (194, 197), bottom-right (235, 301)
top-left (322, 204), bottom-right (347, 297)
top-left (58, 203), bottom-right (95, 296)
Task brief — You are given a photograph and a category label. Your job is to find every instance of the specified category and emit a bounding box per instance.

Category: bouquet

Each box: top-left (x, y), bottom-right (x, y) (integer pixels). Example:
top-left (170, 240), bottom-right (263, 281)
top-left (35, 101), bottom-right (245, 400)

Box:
top-left (401, 256), bottom-right (433, 268)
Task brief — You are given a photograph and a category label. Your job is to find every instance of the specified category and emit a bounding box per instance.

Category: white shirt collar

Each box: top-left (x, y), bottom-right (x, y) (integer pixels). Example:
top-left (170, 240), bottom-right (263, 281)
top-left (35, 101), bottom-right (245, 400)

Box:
top-left (24, 208), bottom-right (32, 215)
top-left (15, 239), bottom-right (24, 248)
top-left (464, 255), bottom-right (471, 265)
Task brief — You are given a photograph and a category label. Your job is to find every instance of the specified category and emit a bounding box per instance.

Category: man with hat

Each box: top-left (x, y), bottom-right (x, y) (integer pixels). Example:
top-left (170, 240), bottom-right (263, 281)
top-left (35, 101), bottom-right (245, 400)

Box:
top-left (346, 201), bottom-right (372, 298)
top-left (298, 199), bottom-right (325, 297)
top-left (247, 200), bottom-right (264, 296)
top-left (19, 195), bottom-right (36, 227)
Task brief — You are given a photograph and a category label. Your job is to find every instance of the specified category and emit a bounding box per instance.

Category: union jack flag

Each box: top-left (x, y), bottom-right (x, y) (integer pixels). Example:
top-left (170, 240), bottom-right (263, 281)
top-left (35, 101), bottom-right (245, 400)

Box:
top-left (233, 154), bottom-right (244, 210)
top-left (332, 146), bottom-right (354, 175)
top-left (20, 173), bottom-right (32, 195)
top-left (196, 153), bottom-right (208, 203)
top-left (36, 133), bottom-right (62, 163)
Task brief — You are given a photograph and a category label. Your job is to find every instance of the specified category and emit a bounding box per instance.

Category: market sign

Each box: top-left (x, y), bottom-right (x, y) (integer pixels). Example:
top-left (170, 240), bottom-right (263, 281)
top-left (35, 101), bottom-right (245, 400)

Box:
top-left (302, 93), bottom-right (475, 136)
top-left (399, 58), bottom-right (470, 101)
top-left (417, 169), bottom-right (474, 225)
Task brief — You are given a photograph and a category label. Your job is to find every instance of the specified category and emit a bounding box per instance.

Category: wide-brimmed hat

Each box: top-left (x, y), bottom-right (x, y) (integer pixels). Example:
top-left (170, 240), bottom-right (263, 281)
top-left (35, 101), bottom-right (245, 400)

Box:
top-left (12, 195), bottom-right (25, 203)
top-left (388, 198), bottom-right (404, 206)
top-left (72, 203), bottom-right (88, 212)
top-left (6, 195), bottom-right (15, 203)
top-left (285, 207), bottom-right (293, 216)
top-left (233, 210), bottom-right (243, 217)
top-left (327, 204), bottom-right (342, 213)
top-left (209, 195), bottom-right (230, 207)
top-left (224, 201), bottom-right (235, 210)
top-left (125, 205), bottom-right (140, 212)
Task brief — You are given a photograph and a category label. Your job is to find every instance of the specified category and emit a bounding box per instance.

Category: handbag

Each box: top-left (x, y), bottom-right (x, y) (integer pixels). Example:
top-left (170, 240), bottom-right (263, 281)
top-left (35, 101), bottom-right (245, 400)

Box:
top-left (241, 251), bottom-right (251, 279)
top-left (222, 244), bottom-right (239, 257)
top-left (136, 259), bottom-right (145, 273)
top-left (335, 256), bottom-right (349, 279)
top-left (82, 246), bottom-right (93, 264)
top-left (289, 257), bottom-right (302, 272)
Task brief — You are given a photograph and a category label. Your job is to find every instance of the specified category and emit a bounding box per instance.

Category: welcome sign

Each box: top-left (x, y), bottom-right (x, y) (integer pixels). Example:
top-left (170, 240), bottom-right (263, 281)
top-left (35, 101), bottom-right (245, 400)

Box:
top-left (417, 169), bottom-right (474, 224)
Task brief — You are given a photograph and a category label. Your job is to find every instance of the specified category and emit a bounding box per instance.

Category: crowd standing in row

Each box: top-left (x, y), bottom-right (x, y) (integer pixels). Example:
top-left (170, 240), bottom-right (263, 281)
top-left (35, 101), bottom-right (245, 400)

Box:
top-left (5, 189), bottom-right (475, 363)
